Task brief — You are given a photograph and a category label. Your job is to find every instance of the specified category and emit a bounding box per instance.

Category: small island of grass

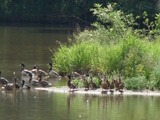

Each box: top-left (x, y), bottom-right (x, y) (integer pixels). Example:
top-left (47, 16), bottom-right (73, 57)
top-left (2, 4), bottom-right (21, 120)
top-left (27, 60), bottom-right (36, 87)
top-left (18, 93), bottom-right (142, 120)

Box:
top-left (49, 3), bottom-right (160, 92)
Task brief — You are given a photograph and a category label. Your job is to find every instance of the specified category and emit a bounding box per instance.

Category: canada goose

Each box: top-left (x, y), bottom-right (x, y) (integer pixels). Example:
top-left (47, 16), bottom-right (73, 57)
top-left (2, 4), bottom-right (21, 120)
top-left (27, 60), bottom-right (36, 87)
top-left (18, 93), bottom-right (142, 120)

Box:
top-left (20, 63), bottom-right (33, 76)
top-left (28, 73), bottom-right (39, 86)
top-left (67, 74), bottom-right (77, 92)
top-left (48, 62), bottom-right (61, 78)
top-left (38, 73), bottom-right (52, 87)
top-left (0, 71), bottom-right (9, 85)
top-left (21, 80), bottom-right (30, 89)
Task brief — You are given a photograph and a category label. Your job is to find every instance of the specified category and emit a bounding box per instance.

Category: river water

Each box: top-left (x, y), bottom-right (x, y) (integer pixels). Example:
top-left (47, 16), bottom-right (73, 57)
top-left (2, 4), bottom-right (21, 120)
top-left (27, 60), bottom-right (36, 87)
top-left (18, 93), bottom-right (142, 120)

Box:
top-left (0, 23), bottom-right (160, 120)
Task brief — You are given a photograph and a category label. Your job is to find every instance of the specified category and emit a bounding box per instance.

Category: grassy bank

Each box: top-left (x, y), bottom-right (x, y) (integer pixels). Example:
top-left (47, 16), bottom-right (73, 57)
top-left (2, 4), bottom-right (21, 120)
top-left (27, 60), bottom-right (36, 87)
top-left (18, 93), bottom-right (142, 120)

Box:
top-left (51, 3), bottom-right (160, 90)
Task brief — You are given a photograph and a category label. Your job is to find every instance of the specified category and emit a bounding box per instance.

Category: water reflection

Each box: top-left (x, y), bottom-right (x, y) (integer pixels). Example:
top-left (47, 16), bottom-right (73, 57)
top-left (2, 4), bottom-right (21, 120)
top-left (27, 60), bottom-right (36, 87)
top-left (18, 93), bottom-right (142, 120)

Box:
top-left (0, 87), bottom-right (160, 120)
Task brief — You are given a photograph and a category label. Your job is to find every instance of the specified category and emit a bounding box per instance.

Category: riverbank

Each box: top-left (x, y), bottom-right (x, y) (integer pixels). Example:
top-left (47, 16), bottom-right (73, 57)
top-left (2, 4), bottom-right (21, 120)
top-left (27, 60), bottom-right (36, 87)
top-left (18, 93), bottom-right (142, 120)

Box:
top-left (35, 86), bottom-right (160, 96)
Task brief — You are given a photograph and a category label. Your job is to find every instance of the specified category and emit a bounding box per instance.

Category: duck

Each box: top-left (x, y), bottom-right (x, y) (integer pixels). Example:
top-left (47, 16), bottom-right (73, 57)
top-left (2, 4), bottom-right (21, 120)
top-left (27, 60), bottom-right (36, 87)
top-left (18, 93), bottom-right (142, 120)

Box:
top-left (0, 71), bottom-right (9, 85)
top-left (28, 73), bottom-right (39, 86)
top-left (2, 72), bottom-right (20, 90)
top-left (48, 62), bottom-right (61, 78)
top-left (21, 80), bottom-right (30, 89)
top-left (38, 73), bottom-right (52, 87)
top-left (113, 75), bottom-right (119, 91)
top-left (105, 75), bottom-right (110, 88)
top-left (71, 71), bottom-right (82, 79)
top-left (83, 76), bottom-right (90, 91)
top-left (67, 74), bottom-right (77, 92)
top-left (2, 83), bottom-right (14, 90)
top-left (118, 74), bottom-right (125, 93)
top-left (109, 75), bottom-right (115, 93)
top-left (90, 76), bottom-right (98, 90)
top-left (12, 72), bottom-right (21, 89)
top-left (31, 65), bottom-right (48, 77)
top-left (20, 63), bottom-right (33, 76)
top-left (97, 73), bottom-right (103, 86)
top-left (101, 75), bottom-right (109, 92)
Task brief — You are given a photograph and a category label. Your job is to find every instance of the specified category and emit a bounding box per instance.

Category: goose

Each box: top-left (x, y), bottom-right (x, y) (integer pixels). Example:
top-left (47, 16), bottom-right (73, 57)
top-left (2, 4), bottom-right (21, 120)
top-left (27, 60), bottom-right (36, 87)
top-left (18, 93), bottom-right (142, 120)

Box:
top-left (20, 63), bottom-right (33, 76)
top-left (48, 62), bottom-right (61, 78)
top-left (21, 80), bottom-right (30, 89)
top-left (38, 72), bottom-right (52, 87)
top-left (28, 73), bottom-right (39, 86)
top-left (67, 74), bottom-right (77, 92)
top-left (0, 71), bottom-right (9, 85)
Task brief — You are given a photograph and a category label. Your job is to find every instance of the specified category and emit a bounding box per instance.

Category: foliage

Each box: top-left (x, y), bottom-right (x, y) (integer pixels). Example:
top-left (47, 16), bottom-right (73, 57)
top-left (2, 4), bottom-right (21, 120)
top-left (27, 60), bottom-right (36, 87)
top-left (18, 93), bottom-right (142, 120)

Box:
top-left (0, 0), bottom-right (158, 24)
top-left (52, 3), bottom-right (160, 90)
top-left (124, 76), bottom-right (147, 90)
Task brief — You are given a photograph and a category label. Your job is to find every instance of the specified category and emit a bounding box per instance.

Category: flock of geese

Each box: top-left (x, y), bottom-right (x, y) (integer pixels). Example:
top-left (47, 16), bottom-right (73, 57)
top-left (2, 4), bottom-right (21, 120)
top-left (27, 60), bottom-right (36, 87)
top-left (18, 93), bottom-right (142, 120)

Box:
top-left (0, 62), bottom-right (125, 94)
top-left (67, 72), bottom-right (125, 93)
top-left (0, 63), bottom-right (61, 90)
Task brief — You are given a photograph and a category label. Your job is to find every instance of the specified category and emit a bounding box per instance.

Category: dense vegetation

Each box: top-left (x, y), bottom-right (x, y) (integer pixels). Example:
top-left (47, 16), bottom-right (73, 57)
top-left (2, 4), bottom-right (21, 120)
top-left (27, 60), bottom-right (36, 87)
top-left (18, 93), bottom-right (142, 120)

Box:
top-left (0, 0), bottom-right (159, 25)
top-left (51, 3), bottom-right (160, 91)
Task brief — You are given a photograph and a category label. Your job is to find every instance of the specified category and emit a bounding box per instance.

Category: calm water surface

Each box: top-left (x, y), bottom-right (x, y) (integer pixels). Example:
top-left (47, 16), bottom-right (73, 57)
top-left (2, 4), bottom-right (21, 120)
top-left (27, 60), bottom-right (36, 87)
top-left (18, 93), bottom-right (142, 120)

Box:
top-left (0, 24), bottom-right (160, 120)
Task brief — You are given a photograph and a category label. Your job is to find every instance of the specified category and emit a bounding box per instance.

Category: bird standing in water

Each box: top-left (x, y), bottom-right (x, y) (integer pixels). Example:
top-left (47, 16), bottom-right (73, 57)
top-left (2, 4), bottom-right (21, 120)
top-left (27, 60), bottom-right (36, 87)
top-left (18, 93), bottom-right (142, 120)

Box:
top-left (67, 74), bottom-right (77, 92)
top-left (38, 72), bottom-right (52, 87)
top-left (21, 80), bottom-right (30, 89)
top-left (20, 63), bottom-right (33, 76)
top-left (48, 62), bottom-right (61, 78)
top-left (0, 71), bottom-right (9, 85)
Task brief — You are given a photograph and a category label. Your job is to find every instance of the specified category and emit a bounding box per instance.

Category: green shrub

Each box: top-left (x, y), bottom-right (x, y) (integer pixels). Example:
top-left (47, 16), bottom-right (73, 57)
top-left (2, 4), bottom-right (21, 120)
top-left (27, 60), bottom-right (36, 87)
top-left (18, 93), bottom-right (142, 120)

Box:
top-left (51, 3), bottom-right (160, 90)
top-left (124, 76), bottom-right (147, 90)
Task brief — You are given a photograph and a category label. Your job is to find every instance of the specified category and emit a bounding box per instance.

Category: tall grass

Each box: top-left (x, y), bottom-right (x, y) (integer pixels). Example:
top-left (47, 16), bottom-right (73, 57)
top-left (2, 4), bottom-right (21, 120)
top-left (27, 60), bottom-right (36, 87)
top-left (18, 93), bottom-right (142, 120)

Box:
top-left (51, 3), bottom-right (160, 90)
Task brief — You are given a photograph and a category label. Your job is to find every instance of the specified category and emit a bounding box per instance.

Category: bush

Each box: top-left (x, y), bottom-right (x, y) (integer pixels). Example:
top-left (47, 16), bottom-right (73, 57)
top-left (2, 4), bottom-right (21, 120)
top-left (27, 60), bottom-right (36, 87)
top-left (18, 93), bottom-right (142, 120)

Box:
top-left (51, 3), bottom-right (160, 90)
top-left (124, 76), bottom-right (147, 90)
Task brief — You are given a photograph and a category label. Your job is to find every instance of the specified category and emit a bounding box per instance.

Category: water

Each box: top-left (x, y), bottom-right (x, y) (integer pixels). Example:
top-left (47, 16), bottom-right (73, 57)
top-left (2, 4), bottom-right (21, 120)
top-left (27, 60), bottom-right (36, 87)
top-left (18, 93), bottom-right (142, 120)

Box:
top-left (0, 24), bottom-right (160, 120)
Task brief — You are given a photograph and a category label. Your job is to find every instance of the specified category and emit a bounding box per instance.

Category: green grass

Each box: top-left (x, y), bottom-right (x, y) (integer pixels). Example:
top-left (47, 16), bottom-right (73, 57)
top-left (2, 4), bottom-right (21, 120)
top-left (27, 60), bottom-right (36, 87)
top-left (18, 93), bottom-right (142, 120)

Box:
top-left (50, 3), bottom-right (160, 90)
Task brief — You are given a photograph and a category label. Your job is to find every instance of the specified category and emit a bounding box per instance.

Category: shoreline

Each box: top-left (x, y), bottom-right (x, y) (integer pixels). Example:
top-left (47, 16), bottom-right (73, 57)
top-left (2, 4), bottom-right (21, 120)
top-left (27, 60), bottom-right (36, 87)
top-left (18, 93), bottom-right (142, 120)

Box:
top-left (35, 86), bottom-right (160, 96)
